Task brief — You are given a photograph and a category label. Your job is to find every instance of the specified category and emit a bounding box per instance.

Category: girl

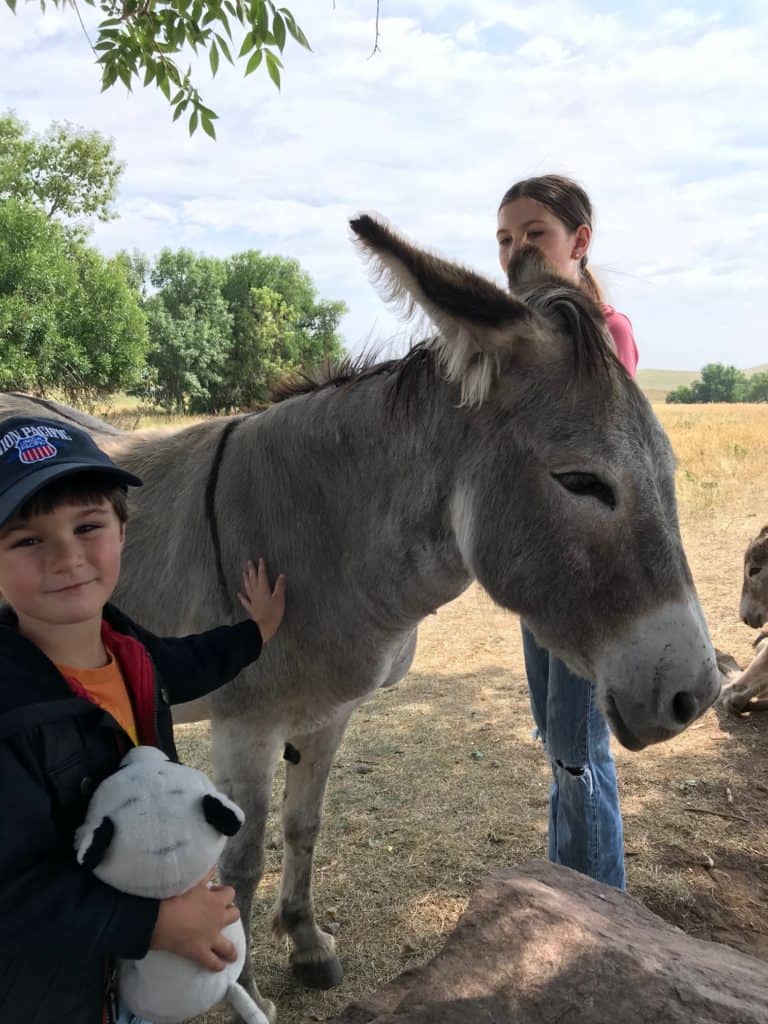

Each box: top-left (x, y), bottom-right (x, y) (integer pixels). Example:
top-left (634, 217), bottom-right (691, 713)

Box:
top-left (496, 174), bottom-right (638, 889)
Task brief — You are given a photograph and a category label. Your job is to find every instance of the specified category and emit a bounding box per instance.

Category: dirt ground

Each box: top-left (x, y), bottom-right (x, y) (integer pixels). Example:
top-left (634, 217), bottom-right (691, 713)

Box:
top-left (175, 403), bottom-right (768, 1024)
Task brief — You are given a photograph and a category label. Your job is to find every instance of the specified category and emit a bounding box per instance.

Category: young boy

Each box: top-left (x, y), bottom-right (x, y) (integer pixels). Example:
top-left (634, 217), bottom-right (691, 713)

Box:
top-left (0, 415), bottom-right (286, 1024)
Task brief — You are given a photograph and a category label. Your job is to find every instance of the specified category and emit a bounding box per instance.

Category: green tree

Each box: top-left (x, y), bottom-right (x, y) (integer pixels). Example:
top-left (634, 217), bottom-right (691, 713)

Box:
top-left (141, 249), bottom-right (233, 412)
top-left (744, 371), bottom-right (768, 403)
top-left (74, 245), bottom-right (149, 398)
top-left (217, 250), bottom-right (345, 409)
top-left (0, 112), bottom-right (123, 225)
top-left (697, 363), bottom-right (747, 402)
top-left (5, 1), bottom-right (311, 136)
top-left (212, 283), bottom-right (294, 411)
top-left (142, 247), bottom-right (346, 413)
top-left (0, 199), bottom-right (148, 402)
top-left (665, 384), bottom-right (696, 404)
top-left (0, 114), bottom-right (30, 198)
top-left (114, 249), bottom-right (152, 299)
top-left (666, 363), bottom-right (748, 404)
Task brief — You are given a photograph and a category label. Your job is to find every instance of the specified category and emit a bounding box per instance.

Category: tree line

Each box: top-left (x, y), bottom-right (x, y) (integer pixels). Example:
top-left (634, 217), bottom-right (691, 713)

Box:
top-left (0, 112), bottom-right (345, 412)
top-left (666, 363), bottom-right (768, 404)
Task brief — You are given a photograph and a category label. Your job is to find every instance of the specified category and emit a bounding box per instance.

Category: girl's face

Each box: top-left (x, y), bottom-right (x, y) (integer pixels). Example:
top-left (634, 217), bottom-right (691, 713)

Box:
top-left (496, 197), bottom-right (590, 283)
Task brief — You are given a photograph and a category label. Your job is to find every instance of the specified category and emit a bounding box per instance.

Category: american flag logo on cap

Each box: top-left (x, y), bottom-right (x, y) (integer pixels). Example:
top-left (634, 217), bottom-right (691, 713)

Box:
top-left (16, 434), bottom-right (58, 465)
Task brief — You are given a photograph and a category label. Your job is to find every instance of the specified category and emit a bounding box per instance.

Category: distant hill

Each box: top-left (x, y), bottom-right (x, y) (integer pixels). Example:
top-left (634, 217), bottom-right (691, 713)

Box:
top-left (638, 364), bottom-right (766, 402)
top-left (637, 369), bottom-right (699, 403)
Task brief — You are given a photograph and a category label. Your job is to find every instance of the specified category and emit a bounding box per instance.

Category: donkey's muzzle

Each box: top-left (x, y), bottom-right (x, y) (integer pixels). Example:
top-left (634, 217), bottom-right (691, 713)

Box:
top-left (597, 597), bottom-right (721, 750)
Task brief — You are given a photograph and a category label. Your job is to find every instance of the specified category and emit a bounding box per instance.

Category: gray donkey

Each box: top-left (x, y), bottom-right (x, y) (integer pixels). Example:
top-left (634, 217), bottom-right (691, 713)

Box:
top-left (0, 215), bottom-right (721, 1022)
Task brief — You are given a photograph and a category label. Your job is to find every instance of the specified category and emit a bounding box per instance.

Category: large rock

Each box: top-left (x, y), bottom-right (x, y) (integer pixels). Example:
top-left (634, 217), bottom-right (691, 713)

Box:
top-left (326, 860), bottom-right (768, 1023)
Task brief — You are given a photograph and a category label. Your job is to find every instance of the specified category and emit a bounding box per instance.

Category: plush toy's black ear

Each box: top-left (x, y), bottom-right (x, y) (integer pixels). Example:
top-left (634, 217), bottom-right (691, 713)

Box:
top-left (80, 817), bottom-right (115, 870)
top-left (202, 794), bottom-right (242, 837)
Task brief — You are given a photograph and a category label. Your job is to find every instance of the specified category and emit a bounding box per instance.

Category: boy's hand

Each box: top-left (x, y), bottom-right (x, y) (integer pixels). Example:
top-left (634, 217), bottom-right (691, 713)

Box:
top-left (237, 557), bottom-right (286, 643)
top-left (150, 867), bottom-right (240, 971)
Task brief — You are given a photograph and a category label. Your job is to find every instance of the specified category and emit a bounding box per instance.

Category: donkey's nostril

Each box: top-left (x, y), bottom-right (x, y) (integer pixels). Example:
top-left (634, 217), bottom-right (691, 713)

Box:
top-left (671, 691), bottom-right (697, 725)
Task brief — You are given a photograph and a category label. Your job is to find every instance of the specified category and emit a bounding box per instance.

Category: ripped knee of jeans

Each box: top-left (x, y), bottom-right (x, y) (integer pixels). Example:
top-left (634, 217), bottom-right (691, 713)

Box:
top-left (552, 758), bottom-right (594, 796)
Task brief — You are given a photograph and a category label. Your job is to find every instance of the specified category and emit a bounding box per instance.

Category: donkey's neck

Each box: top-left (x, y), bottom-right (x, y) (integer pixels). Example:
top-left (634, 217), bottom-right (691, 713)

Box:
top-left (255, 375), bottom-right (473, 629)
top-left (110, 374), bottom-right (474, 639)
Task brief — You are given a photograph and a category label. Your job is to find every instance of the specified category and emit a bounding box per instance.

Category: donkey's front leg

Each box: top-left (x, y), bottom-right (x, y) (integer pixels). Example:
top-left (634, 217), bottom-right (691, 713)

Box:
top-left (274, 709), bottom-right (356, 989)
top-left (213, 715), bottom-right (283, 1022)
top-left (722, 635), bottom-right (768, 712)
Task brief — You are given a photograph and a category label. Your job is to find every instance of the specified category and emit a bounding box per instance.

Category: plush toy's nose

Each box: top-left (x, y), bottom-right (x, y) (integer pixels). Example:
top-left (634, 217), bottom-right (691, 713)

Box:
top-left (202, 794), bottom-right (243, 836)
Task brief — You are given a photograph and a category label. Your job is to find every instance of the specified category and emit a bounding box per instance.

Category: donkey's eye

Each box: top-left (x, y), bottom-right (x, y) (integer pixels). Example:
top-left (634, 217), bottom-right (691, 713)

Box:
top-left (552, 472), bottom-right (616, 510)
top-left (749, 565), bottom-right (762, 578)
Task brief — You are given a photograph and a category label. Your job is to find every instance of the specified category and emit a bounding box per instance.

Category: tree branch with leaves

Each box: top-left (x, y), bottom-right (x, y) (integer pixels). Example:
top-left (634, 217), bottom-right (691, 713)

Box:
top-left (5, 0), bottom-right (311, 137)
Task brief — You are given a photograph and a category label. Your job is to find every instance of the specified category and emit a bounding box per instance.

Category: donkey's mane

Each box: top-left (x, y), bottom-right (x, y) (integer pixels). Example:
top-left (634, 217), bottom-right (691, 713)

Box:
top-left (271, 275), bottom-right (617, 411)
top-left (270, 342), bottom-right (439, 411)
top-left (504, 245), bottom-right (617, 384)
top-left (522, 283), bottom-right (617, 383)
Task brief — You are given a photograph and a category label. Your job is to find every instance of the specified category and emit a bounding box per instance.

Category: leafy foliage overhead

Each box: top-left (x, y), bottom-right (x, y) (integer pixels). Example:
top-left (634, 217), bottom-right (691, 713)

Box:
top-left (4, 0), bottom-right (311, 137)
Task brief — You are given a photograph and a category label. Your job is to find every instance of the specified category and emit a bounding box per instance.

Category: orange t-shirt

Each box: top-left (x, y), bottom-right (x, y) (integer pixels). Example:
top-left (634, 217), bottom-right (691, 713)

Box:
top-left (57, 650), bottom-right (138, 745)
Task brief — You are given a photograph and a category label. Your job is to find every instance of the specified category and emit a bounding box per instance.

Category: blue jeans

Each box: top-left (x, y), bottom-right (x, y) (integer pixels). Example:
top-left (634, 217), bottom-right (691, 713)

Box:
top-left (522, 624), bottom-right (626, 889)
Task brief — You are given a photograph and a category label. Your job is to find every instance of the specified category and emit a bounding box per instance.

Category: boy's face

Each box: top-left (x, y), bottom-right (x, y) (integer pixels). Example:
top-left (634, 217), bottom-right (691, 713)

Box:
top-left (0, 498), bottom-right (124, 629)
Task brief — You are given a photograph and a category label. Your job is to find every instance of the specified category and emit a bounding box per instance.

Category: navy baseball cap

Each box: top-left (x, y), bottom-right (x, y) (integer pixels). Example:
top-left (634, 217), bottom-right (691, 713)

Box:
top-left (0, 416), bottom-right (143, 527)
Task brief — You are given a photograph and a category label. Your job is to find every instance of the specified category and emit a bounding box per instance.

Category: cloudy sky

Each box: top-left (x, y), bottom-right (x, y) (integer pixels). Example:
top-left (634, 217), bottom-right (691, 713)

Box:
top-left (1, 1), bottom-right (766, 370)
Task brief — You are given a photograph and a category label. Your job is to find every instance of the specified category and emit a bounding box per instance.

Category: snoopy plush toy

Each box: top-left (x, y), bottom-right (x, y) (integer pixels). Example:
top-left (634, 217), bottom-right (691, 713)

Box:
top-left (75, 746), bottom-right (270, 1024)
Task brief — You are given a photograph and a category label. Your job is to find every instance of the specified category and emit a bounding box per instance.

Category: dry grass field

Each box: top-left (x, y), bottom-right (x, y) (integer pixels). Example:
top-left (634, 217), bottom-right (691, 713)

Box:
top-left (139, 401), bottom-right (768, 1024)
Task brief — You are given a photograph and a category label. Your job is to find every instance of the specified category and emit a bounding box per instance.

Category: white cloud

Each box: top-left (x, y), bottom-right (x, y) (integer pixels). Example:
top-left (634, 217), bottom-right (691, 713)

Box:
top-left (0, 1), bottom-right (766, 368)
top-left (516, 36), bottom-right (569, 64)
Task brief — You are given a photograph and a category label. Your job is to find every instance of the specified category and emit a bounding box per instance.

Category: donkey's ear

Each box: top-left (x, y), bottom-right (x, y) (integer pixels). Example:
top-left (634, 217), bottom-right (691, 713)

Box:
top-left (75, 817), bottom-right (115, 870)
top-left (202, 793), bottom-right (245, 837)
top-left (350, 214), bottom-right (547, 406)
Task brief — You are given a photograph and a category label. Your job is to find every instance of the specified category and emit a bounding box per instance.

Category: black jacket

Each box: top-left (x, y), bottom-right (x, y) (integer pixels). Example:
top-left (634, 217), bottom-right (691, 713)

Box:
top-left (0, 604), bottom-right (262, 1024)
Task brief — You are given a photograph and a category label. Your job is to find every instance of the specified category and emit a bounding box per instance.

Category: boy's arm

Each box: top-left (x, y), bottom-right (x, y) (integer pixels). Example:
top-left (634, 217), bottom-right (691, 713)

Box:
top-left (132, 617), bottom-right (264, 704)
top-left (129, 557), bottom-right (286, 705)
top-left (0, 740), bottom-right (159, 963)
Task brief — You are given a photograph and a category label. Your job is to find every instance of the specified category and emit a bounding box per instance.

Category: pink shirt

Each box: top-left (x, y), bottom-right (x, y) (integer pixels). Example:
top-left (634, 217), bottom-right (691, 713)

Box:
top-left (602, 304), bottom-right (638, 378)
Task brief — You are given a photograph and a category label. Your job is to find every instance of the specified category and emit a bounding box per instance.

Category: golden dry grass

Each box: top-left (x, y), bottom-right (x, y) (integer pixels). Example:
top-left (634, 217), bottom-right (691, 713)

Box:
top-left (162, 402), bottom-right (768, 1023)
top-left (660, 403), bottom-right (768, 526)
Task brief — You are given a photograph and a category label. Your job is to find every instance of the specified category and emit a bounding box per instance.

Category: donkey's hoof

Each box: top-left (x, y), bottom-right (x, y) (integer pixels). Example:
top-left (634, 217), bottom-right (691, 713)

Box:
top-left (291, 953), bottom-right (344, 989)
top-left (725, 696), bottom-right (750, 715)
top-left (720, 685), bottom-right (747, 714)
